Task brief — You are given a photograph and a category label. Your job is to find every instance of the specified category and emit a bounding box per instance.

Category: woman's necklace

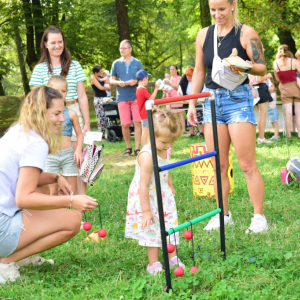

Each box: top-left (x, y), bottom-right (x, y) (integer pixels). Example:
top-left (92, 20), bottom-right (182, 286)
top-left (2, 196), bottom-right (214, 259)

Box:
top-left (217, 27), bottom-right (233, 47)
top-left (217, 34), bottom-right (228, 47)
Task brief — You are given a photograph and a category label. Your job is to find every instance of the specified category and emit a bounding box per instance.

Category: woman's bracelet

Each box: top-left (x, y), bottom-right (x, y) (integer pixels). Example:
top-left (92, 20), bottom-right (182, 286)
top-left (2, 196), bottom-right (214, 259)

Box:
top-left (70, 192), bottom-right (74, 209)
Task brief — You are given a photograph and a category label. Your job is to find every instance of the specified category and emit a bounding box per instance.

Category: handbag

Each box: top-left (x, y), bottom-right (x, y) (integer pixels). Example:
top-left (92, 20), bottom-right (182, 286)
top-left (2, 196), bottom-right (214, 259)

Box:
top-left (211, 24), bottom-right (248, 91)
top-left (79, 143), bottom-right (104, 187)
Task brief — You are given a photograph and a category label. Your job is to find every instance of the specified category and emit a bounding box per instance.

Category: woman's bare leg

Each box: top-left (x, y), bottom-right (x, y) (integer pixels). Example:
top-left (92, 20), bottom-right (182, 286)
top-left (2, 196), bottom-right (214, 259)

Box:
top-left (204, 123), bottom-right (231, 215)
top-left (228, 123), bottom-right (264, 215)
top-left (283, 103), bottom-right (292, 138)
top-left (198, 124), bottom-right (204, 134)
top-left (294, 102), bottom-right (300, 137)
top-left (0, 209), bottom-right (81, 264)
top-left (257, 102), bottom-right (269, 141)
top-left (189, 126), bottom-right (195, 135)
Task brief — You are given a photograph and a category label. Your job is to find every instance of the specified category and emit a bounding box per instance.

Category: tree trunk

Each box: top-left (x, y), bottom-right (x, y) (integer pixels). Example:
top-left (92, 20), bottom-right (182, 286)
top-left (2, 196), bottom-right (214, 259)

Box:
top-left (32, 0), bottom-right (44, 59)
top-left (0, 75), bottom-right (5, 96)
top-left (179, 41), bottom-right (183, 76)
top-left (115, 0), bottom-right (130, 42)
top-left (14, 24), bottom-right (30, 95)
top-left (277, 28), bottom-right (297, 55)
top-left (22, 0), bottom-right (37, 71)
top-left (200, 0), bottom-right (211, 28)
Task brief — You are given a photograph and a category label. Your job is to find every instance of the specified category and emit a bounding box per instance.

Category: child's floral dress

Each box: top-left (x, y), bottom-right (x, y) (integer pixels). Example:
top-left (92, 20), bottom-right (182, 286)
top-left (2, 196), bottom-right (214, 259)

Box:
top-left (125, 146), bottom-right (179, 247)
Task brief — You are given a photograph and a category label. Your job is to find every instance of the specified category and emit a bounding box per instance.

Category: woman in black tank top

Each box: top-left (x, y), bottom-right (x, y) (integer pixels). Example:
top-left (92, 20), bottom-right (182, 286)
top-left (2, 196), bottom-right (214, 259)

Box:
top-left (90, 65), bottom-right (110, 141)
top-left (187, 0), bottom-right (269, 234)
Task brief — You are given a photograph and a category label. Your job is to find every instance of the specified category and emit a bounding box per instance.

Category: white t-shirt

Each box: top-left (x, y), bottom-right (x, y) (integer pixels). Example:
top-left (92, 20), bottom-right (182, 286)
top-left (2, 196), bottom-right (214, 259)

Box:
top-left (162, 79), bottom-right (173, 93)
top-left (0, 124), bottom-right (49, 217)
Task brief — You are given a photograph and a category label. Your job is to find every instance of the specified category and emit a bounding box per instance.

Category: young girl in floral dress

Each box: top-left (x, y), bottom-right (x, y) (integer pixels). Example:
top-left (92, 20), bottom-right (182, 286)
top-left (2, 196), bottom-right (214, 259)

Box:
top-left (125, 108), bottom-right (185, 275)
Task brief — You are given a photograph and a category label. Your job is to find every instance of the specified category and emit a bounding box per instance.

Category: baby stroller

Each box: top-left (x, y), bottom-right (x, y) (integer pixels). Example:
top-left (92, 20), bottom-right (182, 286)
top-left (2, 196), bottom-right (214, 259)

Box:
top-left (103, 100), bottom-right (123, 143)
top-left (103, 99), bottom-right (134, 143)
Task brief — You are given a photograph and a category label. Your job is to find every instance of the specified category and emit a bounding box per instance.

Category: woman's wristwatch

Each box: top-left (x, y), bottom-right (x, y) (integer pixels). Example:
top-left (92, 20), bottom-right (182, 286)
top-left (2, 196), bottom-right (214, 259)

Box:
top-left (54, 174), bottom-right (61, 182)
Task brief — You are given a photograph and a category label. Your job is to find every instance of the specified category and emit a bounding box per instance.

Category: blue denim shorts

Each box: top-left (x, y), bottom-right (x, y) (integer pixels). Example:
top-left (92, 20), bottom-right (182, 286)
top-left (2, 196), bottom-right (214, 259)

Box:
top-left (0, 211), bottom-right (23, 257)
top-left (204, 84), bottom-right (257, 125)
top-left (45, 146), bottom-right (78, 176)
top-left (267, 107), bottom-right (279, 123)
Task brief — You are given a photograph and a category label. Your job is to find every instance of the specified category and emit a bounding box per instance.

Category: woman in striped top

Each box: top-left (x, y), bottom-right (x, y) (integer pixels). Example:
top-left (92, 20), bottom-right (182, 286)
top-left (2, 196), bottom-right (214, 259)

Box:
top-left (29, 26), bottom-right (89, 194)
top-left (29, 26), bottom-right (90, 140)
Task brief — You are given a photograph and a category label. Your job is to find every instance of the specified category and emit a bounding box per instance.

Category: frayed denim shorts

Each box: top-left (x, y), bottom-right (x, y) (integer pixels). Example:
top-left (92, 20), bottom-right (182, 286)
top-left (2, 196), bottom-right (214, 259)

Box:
top-left (45, 146), bottom-right (78, 176)
top-left (0, 211), bottom-right (23, 257)
top-left (204, 84), bottom-right (257, 125)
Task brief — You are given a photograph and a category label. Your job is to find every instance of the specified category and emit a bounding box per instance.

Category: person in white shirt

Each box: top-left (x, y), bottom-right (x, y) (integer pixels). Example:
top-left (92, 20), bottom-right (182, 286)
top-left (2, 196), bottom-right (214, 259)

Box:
top-left (103, 70), bottom-right (112, 97)
top-left (161, 73), bottom-right (173, 98)
top-left (0, 86), bottom-right (98, 284)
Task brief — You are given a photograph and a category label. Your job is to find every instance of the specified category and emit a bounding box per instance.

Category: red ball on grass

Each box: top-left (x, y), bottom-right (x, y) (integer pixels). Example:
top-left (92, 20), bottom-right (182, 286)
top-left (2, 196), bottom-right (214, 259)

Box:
top-left (190, 266), bottom-right (199, 275)
top-left (83, 222), bottom-right (92, 231)
top-left (174, 266), bottom-right (184, 277)
top-left (167, 244), bottom-right (175, 253)
top-left (98, 229), bottom-right (107, 237)
top-left (184, 230), bottom-right (193, 240)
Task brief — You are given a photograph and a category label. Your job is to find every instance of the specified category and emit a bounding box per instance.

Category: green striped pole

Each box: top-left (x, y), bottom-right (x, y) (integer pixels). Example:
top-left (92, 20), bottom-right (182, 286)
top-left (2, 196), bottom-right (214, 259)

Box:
top-left (166, 208), bottom-right (221, 236)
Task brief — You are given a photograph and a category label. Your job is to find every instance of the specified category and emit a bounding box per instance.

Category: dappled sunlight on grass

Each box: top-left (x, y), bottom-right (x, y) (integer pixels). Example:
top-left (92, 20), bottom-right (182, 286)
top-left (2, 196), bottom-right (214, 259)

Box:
top-left (2, 132), bottom-right (300, 298)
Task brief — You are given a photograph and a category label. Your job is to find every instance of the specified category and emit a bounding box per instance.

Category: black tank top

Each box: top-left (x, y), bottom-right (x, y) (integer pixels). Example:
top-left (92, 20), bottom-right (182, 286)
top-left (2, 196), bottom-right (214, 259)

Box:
top-left (92, 78), bottom-right (107, 97)
top-left (203, 24), bottom-right (250, 89)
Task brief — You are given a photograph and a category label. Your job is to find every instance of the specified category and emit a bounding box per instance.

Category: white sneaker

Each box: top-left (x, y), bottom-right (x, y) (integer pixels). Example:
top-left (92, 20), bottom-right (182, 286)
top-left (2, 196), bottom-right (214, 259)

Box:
top-left (246, 214), bottom-right (268, 234)
top-left (17, 255), bottom-right (54, 267)
top-left (204, 212), bottom-right (233, 231)
top-left (0, 262), bottom-right (21, 283)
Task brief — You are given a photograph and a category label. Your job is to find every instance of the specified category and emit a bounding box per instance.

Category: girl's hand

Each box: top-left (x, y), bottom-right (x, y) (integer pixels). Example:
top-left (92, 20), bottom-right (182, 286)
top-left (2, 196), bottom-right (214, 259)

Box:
top-left (141, 211), bottom-right (154, 229)
top-left (187, 104), bottom-right (198, 127)
top-left (57, 176), bottom-right (73, 195)
top-left (72, 195), bottom-right (98, 212)
top-left (74, 150), bottom-right (84, 167)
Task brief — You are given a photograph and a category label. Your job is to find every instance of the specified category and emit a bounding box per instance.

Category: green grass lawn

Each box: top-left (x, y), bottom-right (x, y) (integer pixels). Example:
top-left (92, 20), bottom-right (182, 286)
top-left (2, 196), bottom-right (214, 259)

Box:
top-left (1, 132), bottom-right (300, 299)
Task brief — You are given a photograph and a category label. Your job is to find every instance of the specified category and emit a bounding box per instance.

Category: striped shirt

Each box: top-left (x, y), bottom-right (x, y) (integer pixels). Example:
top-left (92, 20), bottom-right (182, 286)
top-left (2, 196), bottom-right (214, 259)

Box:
top-left (29, 61), bottom-right (87, 101)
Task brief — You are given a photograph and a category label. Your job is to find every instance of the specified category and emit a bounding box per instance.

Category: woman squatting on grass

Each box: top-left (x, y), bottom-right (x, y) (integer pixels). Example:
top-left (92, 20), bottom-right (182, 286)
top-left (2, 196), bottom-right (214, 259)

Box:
top-left (0, 86), bottom-right (98, 284)
top-left (125, 108), bottom-right (185, 276)
top-left (187, 0), bottom-right (269, 233)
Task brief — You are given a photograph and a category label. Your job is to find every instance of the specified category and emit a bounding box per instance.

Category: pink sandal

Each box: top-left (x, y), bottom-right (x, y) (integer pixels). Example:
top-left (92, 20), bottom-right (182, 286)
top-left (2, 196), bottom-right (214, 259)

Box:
top-left (147, 262), bottom-right (162, 276)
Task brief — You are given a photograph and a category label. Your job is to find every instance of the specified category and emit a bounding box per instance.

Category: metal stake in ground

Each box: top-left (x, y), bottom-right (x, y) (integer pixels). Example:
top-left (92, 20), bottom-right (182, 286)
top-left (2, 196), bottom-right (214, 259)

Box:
top-left (210, 93), bottom-right (226, 259)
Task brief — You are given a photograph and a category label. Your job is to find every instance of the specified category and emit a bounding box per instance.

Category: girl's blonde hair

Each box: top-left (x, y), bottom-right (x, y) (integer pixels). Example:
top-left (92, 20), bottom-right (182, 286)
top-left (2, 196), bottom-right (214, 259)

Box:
top-left (275, 44), bottom-right (294, 65)
top-left (295, 50), bottom-right (300, 59)
top-left (151, 108), bottom-right (182, 142)
top-left (210, 0), bottom-right (241, 33)
top-left (18, 86), bottom-right (63, 154)
top-left (47, 75), bottom-right (68, 105)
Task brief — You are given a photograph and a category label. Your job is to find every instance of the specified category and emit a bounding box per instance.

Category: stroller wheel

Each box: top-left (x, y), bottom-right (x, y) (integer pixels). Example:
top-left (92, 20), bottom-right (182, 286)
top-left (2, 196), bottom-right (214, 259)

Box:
top-left (107, 129), bottom-right (117, 143)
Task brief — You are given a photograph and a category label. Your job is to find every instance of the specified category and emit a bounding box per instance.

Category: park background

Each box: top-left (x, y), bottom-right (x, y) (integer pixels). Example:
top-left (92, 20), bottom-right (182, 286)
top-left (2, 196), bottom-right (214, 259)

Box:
top-left (1, 1), bottom-right (300, 299)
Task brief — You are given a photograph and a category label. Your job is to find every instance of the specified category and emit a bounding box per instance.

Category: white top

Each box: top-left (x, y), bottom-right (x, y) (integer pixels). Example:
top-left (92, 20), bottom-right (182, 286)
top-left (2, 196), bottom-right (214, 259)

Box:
top-left (177, 81), bottom-right (191, 96)
top-left (162, 79), bottom-right (173, 92)
top-left (0, 124), bottom-right (49, 217)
